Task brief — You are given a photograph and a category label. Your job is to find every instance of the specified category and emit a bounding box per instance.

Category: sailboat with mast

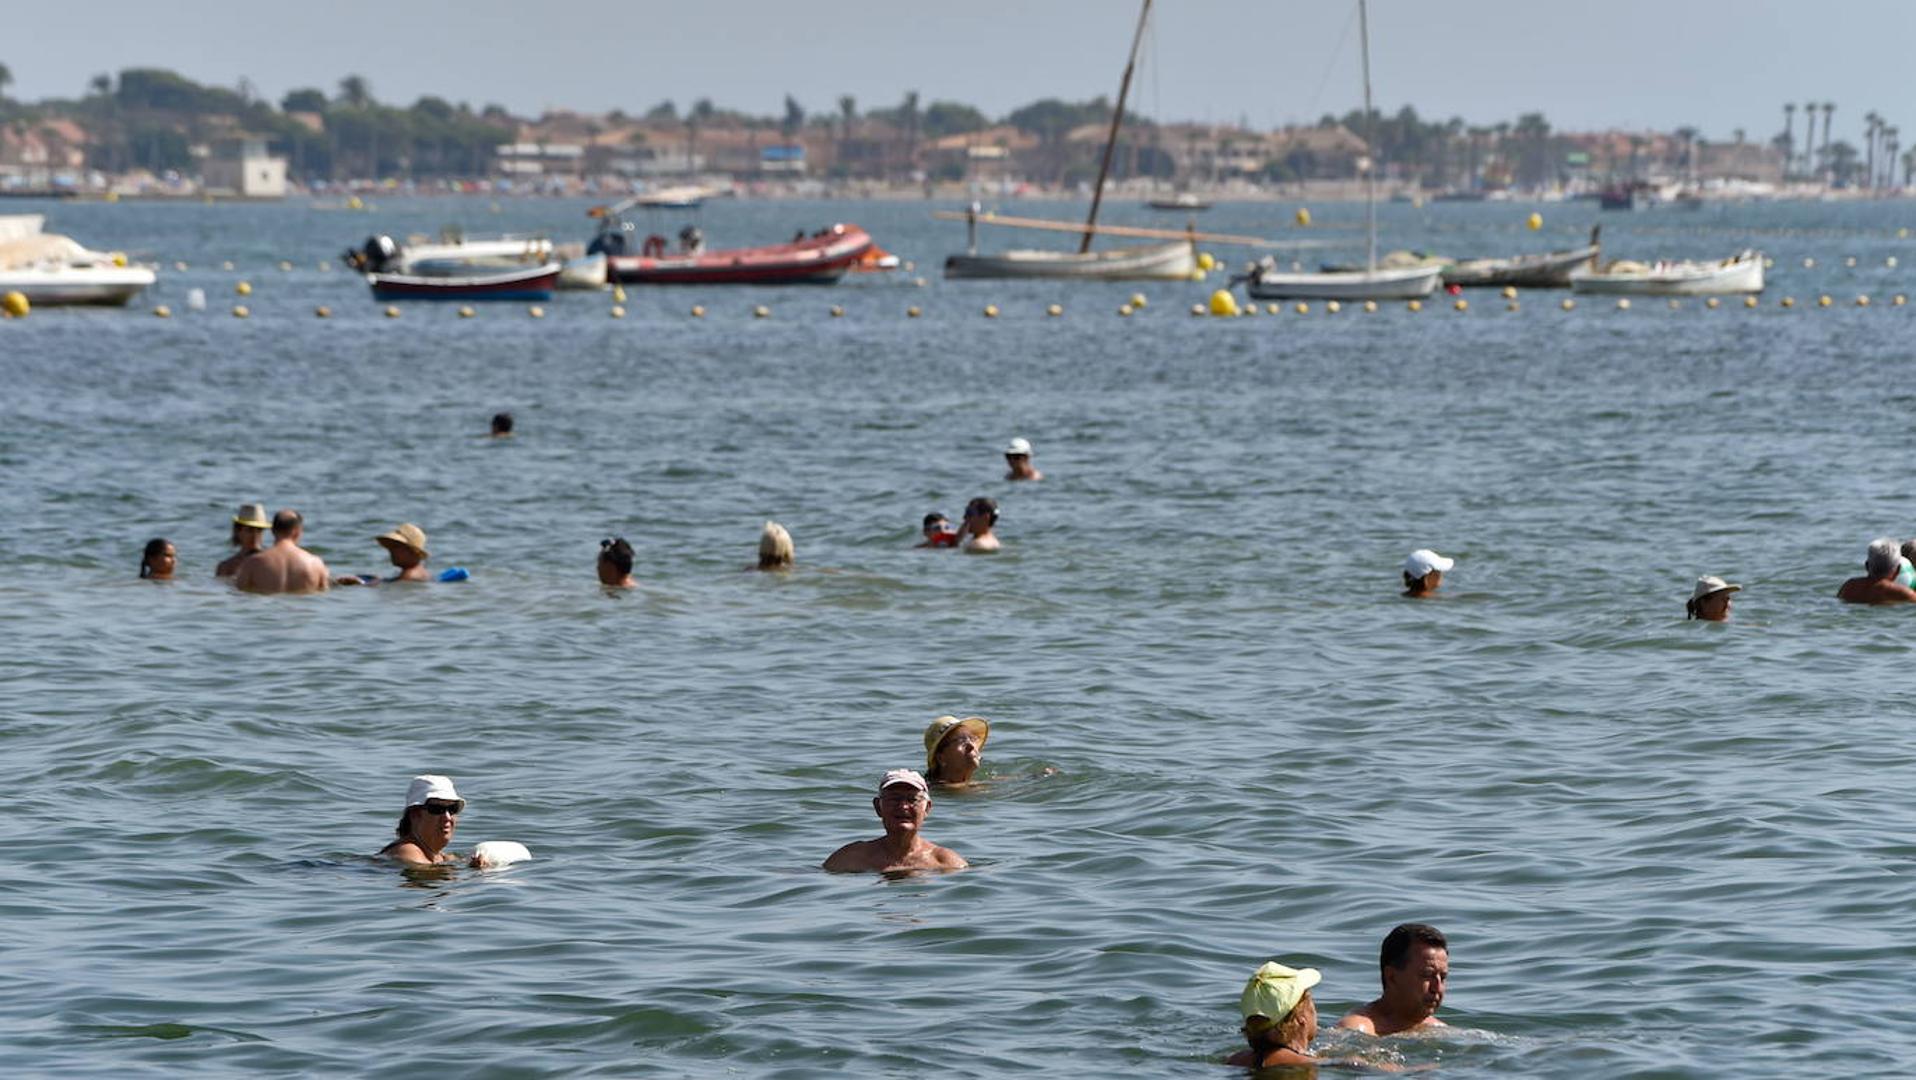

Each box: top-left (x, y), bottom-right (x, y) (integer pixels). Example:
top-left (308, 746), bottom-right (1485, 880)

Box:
top-left (1242, 0), bottom-right (1441, 301)
top-left (942, 0), bottom-right (1199, 281)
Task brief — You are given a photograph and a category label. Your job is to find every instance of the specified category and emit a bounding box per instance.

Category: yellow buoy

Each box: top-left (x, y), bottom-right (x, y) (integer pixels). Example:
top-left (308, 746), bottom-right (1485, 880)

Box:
top-left (1845, 256), bottom-right (1858, 268)
top-left (1294, 207), bottom-right (1312, 227)
top-left (232, 304), bottom-right (250, 318)
top-left (1803, 258), bottom-right (1816, 269)
top-left (611, 305), bottom-right (626, 318)
top-left (1266, 304), bottom-right (1280, 315)
top-left (1887, 257), bottom-right (1899, 268)
top-left (1705, 297), bottom-right (1720, 309)
top-left (1500, 285), bottom-right (1517, 300)
top-left (907, 306), bottom-right (922, 318)
top-left (1667, 299), bottom-right (1681, 310)
top-left (1525, 212), bottom-right (1543, 231)
top-left (1506, 301), bottom-right (1520, 312)
top-left (458, 306), bottom-right (476, 319)
top-left (112, 252), bottom-right (127, 268)
top-left (384, 305), bottom-right (400, 318)
top-left (152, 304), bottom-right (171, 318)
top-left (1196, 251), bottom-right (1216, 271)
top-left (691, 305), bottom-right (706, 317)
top-left (1208, 289), bottom-right (1240, 317)
top-left (1046, 303), bottom-right (1063, 317)
top-left (315, 305), bottom-right (333, 318)
top-left (1742, 296), bottom-right (1757, 308)
top-left (1817, 294), bottom-right (1832, 308)
top-left (1763, 257), bottom-right (1775, 269)
top-left (1616, 298), bottom-right (1631, 310)
top-left (1294, 302), bottom-right (1310, 315)
top-left (1190, 303), bottom-right (1205, 317)
top-left (1, 291), bottom-right (29, 318)
top-left (1894, 294), bottom-right (1908, 307)
top-left (104, 191), bottom-right (119, 203)
top-left (913, 277), bottom-right (927, 288)
top-left (830, 305), bottom-right (844, 317)
top-left (753, 305), bottom-right (770, 319)
top-left (1857, 295), bottom-right (1871, 307)
top-left (1779, 297), bottom-right (1795, 308)
top-left (1240, 303), bottom-right (1257, 317)
top-left (1325, 300), bottom-right (1341, 314)
top-left (612, 286), bottom-right (627, 303)
top-left (346, 195), bottom-right (364, 210)
top-left (1118, 304), bottom-right (1133, 316)
top-left (1130, 292), bottom-right (1148, 309)
top-left (529, 305), bottom-right (547, 318)
top-left (1406, 299), bottom-right (1422, 312)
top-left (221, 260), bottom-right (235, 271)
top-left (173, 261), bottom-right (188, 271)
top-left (277, 260), bottom-right (293, 272)
top-left (1188, 269), bottom-right (1207, 282)
top-left (1453, 298), bottom-right (1468, 312)
top-left (235, 281), bottom-right (252, 296)
top-left (1362, 300), bottom-right (1377, 313)
top-left (983, 304), bottom-right (999, 318)
top-left (1900, 227), bottom-right (1911, 239)
top-left (1560, 298), bottom-right (1575, 311)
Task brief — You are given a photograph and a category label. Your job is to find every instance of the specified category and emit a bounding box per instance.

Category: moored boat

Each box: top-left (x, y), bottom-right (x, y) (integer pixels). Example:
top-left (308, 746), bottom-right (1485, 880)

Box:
top-left (367, 262), bottom-right (561, 302)
top-left (1569, 250), bottom-right (1764, 296)
top-left (1147, 192), bottom-right (1211, 211)
top-left (946, 239), bottom-right (1195, 281)
top-left (343, 233), bottom-right (552, 275)
top-left (601, 224), bottom-right (873, 286)
top-left (1244, 261), bottom-right (1441, 301)
top-left (0, 214), bottom-right (156, 306)
top-left (1440, 226), bottom-right (1601, 288)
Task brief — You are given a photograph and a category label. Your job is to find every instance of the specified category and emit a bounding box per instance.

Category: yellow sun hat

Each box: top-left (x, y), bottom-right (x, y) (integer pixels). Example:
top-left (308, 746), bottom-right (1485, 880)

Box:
top-left (923, 714), bottom-right (990, 773)
top-left (375, 523), bottom-right (429, 558)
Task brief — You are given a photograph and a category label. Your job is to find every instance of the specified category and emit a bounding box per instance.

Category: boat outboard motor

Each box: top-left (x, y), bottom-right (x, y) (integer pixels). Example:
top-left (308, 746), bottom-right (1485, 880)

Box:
top-left (345, 234), bottom-right (399, 273)
top-left (587, 224), bottom-right (628, 257)
top-left (678, 224), bottom-right (704, 255)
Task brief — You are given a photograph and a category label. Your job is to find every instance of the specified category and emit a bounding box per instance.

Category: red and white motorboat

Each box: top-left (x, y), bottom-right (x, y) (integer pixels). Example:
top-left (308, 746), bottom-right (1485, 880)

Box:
top-left (585, 198), bottom-right (873, 285)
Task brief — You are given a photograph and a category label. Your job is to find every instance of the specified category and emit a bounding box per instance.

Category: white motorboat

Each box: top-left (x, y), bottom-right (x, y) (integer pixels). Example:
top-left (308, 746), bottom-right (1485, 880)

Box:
top-left (1245, 262), bottom-right (1440, 301)
top-left (0, 214), bottom-right (156, 306)
top-left (342, 233), bottom-right (552, 275)
top-left (1570, 250), bottom-right (1765, 296)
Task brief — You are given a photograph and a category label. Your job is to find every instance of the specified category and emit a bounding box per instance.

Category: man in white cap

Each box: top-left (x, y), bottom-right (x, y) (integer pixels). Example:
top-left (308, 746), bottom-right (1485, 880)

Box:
top-left (1837, 538), bottom-right (1916, 605)
top-left (1402, 549), bottom-right (1454, 598)
top-left (1003, 437), bottom-right (1042, 482)
top-left (379, 774), bottom-right (466, 865)
top-left (822, 769), bottom-right (968, 873)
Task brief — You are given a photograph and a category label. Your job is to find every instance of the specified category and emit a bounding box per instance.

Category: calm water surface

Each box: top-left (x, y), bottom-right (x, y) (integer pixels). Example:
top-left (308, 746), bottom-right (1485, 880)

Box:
top-left (3, 196), bottom-right (1916, 1076)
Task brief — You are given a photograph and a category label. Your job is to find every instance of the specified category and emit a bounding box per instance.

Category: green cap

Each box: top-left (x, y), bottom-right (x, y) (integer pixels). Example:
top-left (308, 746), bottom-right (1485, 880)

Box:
top-left (1239, 961), bottom-right (1322, 1024)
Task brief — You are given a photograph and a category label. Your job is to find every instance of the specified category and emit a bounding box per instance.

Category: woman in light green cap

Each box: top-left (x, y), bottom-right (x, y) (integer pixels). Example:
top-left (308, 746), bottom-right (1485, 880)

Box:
top-left (923, 715), bottom-right (989, 786)
top-left (1225, 961), bottom-right (1322, 1069)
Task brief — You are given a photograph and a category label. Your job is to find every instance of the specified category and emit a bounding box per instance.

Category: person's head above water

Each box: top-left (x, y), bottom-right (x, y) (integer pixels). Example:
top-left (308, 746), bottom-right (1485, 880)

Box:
top-left (1238, 962), bottom-right (1322, 1060)
top-left (1686, 575), bottom-right (1741, 621)
top-left (757, 521), bottom-right (794, 571)
top-left (272, 509), bottom-right (304, 540)
top-left (1004, 436), bottom-right (1041, 480)
top-left (598, 536), bottom-right (635, 587)
top-left (964, 497), bottom-right (998, 529)
top-left (1864, 537), bottom-right (1900, 580)
top-left (1403, 549), bottom-right (1454, 596)
top-left (490, 411), bottom-right (514, 437)
top-left (375, 523), bottom-right (429, 569)
top-left (230, 502), bottom-right (269, 547)
top-left (140, 537), bottom-right (175, 580)
top-left (924, 714), bottom-right (990, 785)
top-left (821, 768), bottom-right (968, 873)
top-left (1378, 922), bottom-right (1449, 1020)
top-left (384, 774), bottom-right (466, 865)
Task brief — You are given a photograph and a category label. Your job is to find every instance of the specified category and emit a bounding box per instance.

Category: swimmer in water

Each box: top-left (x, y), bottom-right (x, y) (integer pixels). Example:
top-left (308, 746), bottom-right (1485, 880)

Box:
top-left (1004, 437), bottom-right (1043, 482)
top-left (1402, 549), bottom-right (1453, 598)
top-left (490, 411), bottom-right (514, 438)
top-left (924, 714), bottom-right (989, 787)
top-left (234, 510), bottom-right (331, 594)
top-left (822, 769), bottom-right (968, 873)
top-left (757, 521), bottom-right (794, 571)
top-left (918, 512), bottom-right (960, 549)
top-left (1225, 962), bottom-right (1323, 1069)
top-left (1338, 922), bottom-right (1450, 1036)
top-left (955, 497), bottom-right (1000, 553)
top-left (336, 523), bottom-right (431, 586)
top-left (380, 774), bottom-right (466, 865)
top-left (1838, 538), bottom-right (1916, 604)
top-left (1685, 575), bottom-right (1741, 621)
top-left (598, 537), bottom-right (636, 588)
top-left (139, 537), bottom-right (176, 581)
top-left (215, 503), bottom-right (270, 578)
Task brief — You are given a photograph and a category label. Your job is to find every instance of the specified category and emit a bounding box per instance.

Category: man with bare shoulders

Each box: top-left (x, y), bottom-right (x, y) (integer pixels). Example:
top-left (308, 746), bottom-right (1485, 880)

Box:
top-left (1837, 538), bottom-right (1916, 605)
top-left (234, 509), bottom-right (331, 594)
top-left (822, 769), bottom-right (968, 873)
top-left (1338, 923), bottom-right (1450, 1037)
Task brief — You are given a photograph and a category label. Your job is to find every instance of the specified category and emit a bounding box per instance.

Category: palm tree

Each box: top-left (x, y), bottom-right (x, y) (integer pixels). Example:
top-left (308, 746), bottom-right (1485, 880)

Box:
top-left (1802, 102), bottom-right (1817, 179)
top-left (1821, 102), bottom-right (1835, 180)
top-left (836, 94), bottom-right (855, 177)
top-left (1864, 111), bottom-right (1881, 189)
top-left (338, 75), bottom-right (372, 109)
top-left (0, 62), bottom-right (12, 99)
top-left (684, 97), bottom-right (714, 177)
top-left (1781, 104), bottom-right (1795, 177)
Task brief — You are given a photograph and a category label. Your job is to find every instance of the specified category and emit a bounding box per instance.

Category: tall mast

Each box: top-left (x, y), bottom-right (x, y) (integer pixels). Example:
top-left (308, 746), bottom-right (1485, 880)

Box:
top-left (1080, 0), bottom-right (1154, 254)
top-left (1358, 0), bottom-right (1377, 274)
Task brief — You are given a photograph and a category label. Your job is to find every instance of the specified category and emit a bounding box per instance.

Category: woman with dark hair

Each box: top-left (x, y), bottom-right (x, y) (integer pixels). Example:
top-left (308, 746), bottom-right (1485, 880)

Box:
top-left (956, 497), bottom-right (1000, 553)
top-left (380, 774), bottom-right (466, 865)
top-left (140, 538), bottom-right (176, 581)
top-left (598, 537), bottom-right (636, 588)
top-left (1686, 575), bottom-right (1741, 621)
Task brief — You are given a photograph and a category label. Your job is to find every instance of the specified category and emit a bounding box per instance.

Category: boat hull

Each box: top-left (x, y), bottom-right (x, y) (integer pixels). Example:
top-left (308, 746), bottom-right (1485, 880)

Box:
top-left (606, 225), bottom-right (872, 285)
top-left (1442, 245), bottom-right (1599, 288)
top-left (1570, 253), bottom-right (1764, 296)
top-left (944, 240), bottom-right (1196, 281)
top-left (557, 253), bottom-right (608, 289)
top-left (1246, 264), bottom-right (1442, 300)
top-left (0, 266), bottom-right (156, 305)
top-left (368, 263), bottom-right (561, 301)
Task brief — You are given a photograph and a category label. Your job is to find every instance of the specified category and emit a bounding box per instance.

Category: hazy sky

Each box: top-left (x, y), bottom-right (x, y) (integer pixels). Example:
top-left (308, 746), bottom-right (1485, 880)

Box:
top-left (8, 1), bottom-right (1912, 144)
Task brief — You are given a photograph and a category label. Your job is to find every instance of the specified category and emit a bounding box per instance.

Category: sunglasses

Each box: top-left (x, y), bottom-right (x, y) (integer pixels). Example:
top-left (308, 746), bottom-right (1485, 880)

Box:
top-left (419, 801), bottom-right (464, 816)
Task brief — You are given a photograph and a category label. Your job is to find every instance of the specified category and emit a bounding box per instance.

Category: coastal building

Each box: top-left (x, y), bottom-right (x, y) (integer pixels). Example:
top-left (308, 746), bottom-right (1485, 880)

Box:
top-left (201, 137), bottom-right (288, 198)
